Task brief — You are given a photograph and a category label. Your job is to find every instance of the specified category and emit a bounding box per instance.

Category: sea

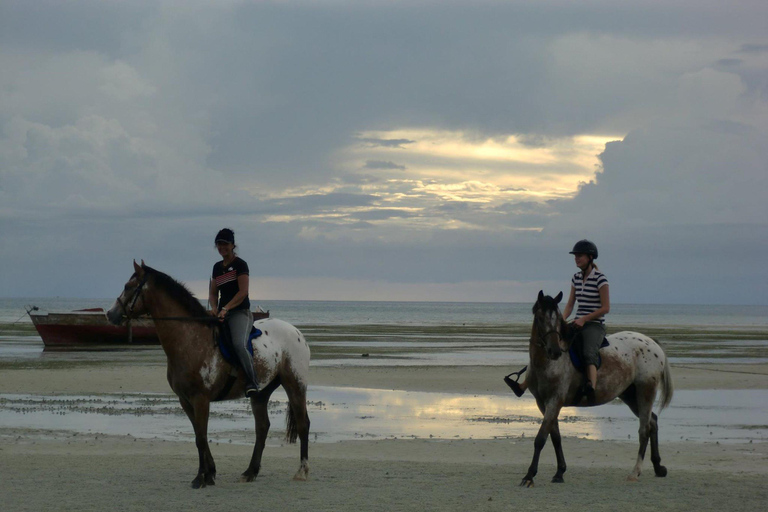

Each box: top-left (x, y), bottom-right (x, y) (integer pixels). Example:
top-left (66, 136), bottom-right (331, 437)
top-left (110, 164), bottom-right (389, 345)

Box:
top-left (3, 297), bottom-right (768, 327)
top-left (1, 297), bottom-right (767, 444)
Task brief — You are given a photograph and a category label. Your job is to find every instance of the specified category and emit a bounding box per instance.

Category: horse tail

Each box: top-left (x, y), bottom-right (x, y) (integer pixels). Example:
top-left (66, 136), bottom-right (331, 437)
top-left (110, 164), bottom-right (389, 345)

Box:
top-left (286, 404), bottom-right (299, 444)
top-left (658, 346), bottom-right (674, 411)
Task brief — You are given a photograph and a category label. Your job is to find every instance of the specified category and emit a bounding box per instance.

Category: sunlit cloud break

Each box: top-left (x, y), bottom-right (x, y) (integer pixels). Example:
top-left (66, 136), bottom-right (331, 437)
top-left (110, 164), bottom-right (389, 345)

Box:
top-left (246, 128), bottom-right (621, 232)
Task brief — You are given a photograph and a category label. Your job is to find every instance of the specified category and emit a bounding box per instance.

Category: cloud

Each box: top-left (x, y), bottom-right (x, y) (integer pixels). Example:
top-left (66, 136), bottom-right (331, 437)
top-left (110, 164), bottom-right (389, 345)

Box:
top-left (1, 1), bottom-right (768, 304)
top-left (738, 43), bottom-right (768, 54)
top-left (357, 138), bottom-right (416, 149)
top-left (364, 160), bottom-right (406, 170)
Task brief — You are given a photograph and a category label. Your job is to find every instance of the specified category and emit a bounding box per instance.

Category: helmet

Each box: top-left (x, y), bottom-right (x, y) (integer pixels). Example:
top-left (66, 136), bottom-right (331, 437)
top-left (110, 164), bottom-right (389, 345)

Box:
top-left (569, 239), bottom-right (598, 259)
top-left (215, 228), bottom-right (235, 245)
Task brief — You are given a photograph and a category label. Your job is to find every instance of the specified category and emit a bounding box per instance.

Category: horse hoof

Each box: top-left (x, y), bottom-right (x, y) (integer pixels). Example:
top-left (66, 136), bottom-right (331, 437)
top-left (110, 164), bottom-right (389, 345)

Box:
top-left (191, 477), bottom-right (205, 489)
top-left (551, 476), bottom-right (564, 483)
top-left (626, 474), bottom-right (639, 483)
top-left (240, 469), bottom-right (258, 483)
top-left (654, 466), bottom-right (668, 478)
top-left (520, 479), bottom-right (534, 488)
top-left (293, 467), bottom-right (309, 481)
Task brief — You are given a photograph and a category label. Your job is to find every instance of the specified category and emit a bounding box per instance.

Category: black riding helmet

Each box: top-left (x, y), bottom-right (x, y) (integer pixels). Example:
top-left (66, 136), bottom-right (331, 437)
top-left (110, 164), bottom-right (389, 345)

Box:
top-left (569, 239), bottom-right (598, 259)
top-left (215, 228), bottom-right (235, 245)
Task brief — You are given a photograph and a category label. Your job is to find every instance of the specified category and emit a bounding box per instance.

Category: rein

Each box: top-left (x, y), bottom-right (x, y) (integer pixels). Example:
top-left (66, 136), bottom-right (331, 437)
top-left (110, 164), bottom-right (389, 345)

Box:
top-left (116, 274), bottom-right (218, 325)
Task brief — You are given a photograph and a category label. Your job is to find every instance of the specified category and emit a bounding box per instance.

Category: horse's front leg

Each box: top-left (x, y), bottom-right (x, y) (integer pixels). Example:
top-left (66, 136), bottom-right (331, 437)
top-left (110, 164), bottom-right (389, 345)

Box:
top-left (550, 418), bottom-right (567, 483)
top-left (180, 396), bottom-right (215, 488)
top-left (521, 404), bottom-right (561, 488)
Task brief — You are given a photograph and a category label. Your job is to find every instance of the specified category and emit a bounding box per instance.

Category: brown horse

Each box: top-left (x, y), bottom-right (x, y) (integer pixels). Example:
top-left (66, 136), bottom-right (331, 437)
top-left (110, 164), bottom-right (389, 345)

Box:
top-left (519, 291), bottom-right (673, 487)
top-left (107, 261), bottom-right (310, 488)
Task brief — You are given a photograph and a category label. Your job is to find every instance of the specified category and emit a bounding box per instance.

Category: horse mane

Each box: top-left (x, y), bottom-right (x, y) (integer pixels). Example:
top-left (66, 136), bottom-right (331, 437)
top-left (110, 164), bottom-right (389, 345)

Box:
top-left (142, 265), bottom-right (209, 318)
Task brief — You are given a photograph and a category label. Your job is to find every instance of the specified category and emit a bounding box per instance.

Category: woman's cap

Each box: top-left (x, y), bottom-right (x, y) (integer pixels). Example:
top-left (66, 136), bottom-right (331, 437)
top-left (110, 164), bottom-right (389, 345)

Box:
top-left (215, 228), bottom-right (235, 244)
top-left (569, 239), bottom-right (598, 259)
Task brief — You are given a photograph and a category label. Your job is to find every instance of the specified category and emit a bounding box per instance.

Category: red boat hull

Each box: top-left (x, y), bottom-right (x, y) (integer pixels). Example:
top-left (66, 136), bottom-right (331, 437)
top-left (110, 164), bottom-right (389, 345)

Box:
top-left (29, 308), bottom-right (269, 347)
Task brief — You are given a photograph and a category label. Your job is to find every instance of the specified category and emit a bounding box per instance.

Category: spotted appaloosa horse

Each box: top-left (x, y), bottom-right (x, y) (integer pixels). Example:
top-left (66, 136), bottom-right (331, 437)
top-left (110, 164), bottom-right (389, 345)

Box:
top-left (518, 291), bottom-right (673, 487)
top-left (107, 261), bottom-right (310, 488)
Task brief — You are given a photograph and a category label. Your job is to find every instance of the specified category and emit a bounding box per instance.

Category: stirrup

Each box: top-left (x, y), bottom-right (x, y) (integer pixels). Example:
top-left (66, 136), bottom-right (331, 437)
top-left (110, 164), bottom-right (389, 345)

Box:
top-left (503, 366), bottom-right (527, 397)
top-left (245, 384), bottom-right (259, 398)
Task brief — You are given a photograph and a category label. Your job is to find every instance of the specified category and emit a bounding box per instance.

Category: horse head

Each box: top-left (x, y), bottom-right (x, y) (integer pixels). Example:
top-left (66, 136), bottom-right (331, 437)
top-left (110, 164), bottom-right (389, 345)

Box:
top-left (107, 260), bottom-right (151, 325)
top-left (531, 290), bottom-right (567, 360)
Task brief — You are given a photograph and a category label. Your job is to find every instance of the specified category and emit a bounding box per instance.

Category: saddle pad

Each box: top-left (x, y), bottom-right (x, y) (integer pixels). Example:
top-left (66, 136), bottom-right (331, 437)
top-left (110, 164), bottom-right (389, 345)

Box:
top-left (218, 326), bottom-right (262, 366)
top-left (569, 337), bottom-right (610, 371)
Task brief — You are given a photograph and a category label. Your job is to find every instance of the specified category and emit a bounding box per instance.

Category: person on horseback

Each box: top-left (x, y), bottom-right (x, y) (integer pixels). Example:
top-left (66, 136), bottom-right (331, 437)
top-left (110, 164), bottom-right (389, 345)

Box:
top-left (209, 228), bottom-right (259, 397)
top-left (505, 240), bottom-right (611, 400)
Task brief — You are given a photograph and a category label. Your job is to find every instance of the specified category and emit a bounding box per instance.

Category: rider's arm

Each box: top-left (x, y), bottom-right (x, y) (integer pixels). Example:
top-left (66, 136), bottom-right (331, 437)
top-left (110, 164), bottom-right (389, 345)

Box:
top-left (208, 279), bottom-right (219, 314)
top-left (578, 284), bottom-right (611, 323)
top-left (221, 274), bottom-right (249, 311)
top-left (562, 285), bottom-right (576, 320)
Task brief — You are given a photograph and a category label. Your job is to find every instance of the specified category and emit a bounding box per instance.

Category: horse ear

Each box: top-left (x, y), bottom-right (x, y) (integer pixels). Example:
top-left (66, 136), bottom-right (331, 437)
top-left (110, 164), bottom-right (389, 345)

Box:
top-left (140, 259), bottom-right (146, 268)
top-left (555, 291), bottom-right (563, 304)
top-left (133, 260), bottom-right (144, 277)
top-left (538, 290), bottom-right (544, 302)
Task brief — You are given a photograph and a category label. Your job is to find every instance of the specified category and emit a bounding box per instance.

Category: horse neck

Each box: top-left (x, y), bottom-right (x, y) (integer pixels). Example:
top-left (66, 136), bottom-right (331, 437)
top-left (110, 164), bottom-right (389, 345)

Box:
top-left (528, 322), bottom-right (549, 367)
top-left (144, 286), bottom-right (213, 362)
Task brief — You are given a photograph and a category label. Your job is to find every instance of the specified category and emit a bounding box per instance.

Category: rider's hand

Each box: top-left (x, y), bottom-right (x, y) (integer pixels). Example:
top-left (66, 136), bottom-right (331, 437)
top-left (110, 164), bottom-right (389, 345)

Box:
top-left (572, 317), bottom-right (585, 328)
top-left (217, 307), bottom-right (228, 322)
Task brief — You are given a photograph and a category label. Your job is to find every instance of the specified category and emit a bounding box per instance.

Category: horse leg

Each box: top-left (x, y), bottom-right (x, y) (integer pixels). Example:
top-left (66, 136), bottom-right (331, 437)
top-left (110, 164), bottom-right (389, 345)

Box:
top-left (283, 379), bottom-right (310, 481)
top-left (550, 418), bottom-right (567, 483)
top-left (179, 395), bottom-right (215, 488)
top-left (649, 412), bottom-right (667, 477)
top-left (627, 385), bottom-right (656, 482)
top-left (241, 388), bottom-right (273, 483)
top-left (521, 406), bottom-right (560, 488)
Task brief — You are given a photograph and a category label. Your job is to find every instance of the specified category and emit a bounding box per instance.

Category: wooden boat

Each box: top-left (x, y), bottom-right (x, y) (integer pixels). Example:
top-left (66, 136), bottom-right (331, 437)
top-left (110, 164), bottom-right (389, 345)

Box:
top-left (27, 306), bottom-right (269, 348)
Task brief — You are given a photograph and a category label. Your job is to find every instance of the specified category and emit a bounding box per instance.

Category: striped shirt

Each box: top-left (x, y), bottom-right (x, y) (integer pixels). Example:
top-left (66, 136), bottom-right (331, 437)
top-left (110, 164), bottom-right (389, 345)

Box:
top-left (572, 268), bottom-right (608, 323)
top-left (212, 257), bottom-right (250, 312)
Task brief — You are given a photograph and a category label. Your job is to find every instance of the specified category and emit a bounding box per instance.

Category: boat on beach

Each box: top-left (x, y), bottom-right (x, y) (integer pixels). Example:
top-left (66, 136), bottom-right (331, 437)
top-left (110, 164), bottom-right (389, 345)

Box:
top-left (27, 306), bottom-right (269, 348)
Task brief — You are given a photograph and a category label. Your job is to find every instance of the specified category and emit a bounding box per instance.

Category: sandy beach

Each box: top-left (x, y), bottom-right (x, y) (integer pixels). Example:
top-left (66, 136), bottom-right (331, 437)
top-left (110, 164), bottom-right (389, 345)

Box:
top-left (2, 361), bottom-right (767, 512)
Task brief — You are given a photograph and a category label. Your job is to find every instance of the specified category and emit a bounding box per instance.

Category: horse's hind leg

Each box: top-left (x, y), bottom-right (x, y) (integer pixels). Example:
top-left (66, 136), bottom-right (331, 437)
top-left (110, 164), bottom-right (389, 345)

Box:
top-left (627, 384), bottom-right (656, 482)
top-left (649, 412), bottom-right (667, 477)
top-left (241, 384), bottom-right (277, 482)
top-left (283, 378), bottom-right (310, 481)
top-left (179, 396), bottom-right (216, 488)
top-left (550, 419), bottom-right (567, 483)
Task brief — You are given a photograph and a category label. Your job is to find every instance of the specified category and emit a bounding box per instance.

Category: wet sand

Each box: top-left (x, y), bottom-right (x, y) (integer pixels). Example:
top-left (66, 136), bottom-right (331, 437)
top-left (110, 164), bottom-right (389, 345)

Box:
top-left (2, 362), bottom-right (768, 511)
top-left (1, 361), bottom-right (767, 395)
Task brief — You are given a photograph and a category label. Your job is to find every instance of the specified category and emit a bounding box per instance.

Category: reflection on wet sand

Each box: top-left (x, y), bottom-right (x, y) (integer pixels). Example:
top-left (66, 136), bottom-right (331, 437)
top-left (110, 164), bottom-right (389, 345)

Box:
top-left (1, 387), bottom-right (765, 445)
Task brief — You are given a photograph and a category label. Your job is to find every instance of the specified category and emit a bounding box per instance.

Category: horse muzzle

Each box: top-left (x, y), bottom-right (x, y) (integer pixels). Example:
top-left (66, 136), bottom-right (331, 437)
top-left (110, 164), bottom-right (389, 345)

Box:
top-left (548, 347), bottom-right (564, 360)
top-left (106, 305), bottom-right (125, 326)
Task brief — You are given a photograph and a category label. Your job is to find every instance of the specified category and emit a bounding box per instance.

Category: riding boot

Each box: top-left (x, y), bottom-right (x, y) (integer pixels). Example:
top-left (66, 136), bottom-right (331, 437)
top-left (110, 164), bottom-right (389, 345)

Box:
top-left (584, 380), bottom-right (596, 404)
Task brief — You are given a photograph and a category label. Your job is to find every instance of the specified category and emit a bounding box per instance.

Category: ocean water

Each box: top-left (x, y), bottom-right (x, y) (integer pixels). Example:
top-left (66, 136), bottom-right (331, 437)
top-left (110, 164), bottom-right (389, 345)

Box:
top-left (2, 297), bottom-right (767, 444)
top-left (2, 297), bottom-right (768, 327)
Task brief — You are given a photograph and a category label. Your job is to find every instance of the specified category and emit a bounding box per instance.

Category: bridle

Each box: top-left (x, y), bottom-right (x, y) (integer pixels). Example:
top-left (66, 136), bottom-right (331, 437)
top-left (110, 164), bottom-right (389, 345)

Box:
top-left (532, 311), bottom-right (567, 355)
top-left (115, 274), bottom-right (150, 320)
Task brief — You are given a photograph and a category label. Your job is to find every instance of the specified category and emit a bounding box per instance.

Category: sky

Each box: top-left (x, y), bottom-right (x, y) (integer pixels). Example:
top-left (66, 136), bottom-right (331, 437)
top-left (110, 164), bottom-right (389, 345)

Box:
top-left (1, 0), bottom-right (767, 305)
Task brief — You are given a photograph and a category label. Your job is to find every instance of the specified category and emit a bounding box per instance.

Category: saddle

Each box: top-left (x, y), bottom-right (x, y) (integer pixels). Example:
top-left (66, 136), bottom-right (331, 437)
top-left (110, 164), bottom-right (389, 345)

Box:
top-left (217, 322), bottom-right (262, 367)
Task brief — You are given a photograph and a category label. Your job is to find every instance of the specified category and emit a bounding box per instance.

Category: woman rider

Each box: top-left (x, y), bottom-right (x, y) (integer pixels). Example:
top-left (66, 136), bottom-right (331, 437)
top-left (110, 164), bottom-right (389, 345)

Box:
top-left (209, 228), bottom-right (259, 397)
top-left (505, 240), bottom-right (610, 400)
